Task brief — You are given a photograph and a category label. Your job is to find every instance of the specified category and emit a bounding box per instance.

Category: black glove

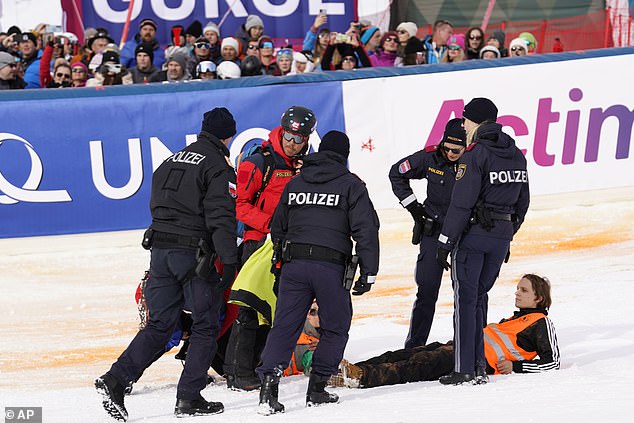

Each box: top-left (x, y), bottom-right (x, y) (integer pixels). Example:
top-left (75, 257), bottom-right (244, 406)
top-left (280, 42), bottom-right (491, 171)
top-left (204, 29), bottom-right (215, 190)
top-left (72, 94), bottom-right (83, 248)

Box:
top-left (405, 201), bottom-right (427, 223)
top-left (436, 247), bottom-right (451, 271)
top-left (220, 263), bottom-right (238, 290)
top-left (352, 275), bottom-right (374, 296)
top-left (504, 248), bottom-right (510, 263)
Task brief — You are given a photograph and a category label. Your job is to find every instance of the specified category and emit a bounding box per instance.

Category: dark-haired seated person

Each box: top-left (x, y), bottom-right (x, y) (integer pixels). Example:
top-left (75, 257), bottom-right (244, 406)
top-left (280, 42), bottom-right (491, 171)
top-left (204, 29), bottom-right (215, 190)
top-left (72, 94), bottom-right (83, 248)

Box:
top-left (332, 274), bottom-right (560, 388)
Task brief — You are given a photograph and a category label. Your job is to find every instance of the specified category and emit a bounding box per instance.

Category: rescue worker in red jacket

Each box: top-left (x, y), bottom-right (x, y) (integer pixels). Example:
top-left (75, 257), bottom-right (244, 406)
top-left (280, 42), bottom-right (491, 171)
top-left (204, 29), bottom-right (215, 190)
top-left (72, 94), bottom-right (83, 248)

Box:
top-left (331, 274), bottom-right (560, 388)
top-left (224, 106), bottom-right (317, 391)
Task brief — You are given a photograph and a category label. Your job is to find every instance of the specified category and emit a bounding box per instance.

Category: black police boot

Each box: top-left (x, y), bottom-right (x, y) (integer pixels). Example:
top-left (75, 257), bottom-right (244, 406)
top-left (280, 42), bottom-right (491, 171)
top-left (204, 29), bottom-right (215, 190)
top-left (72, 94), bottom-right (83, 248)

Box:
top-left (475, 366), bottom-right (489, 385)
top-left (439, 371), bottom-right (475, 385)
top-left (95, 373), bottom-right (128, 422)
top-left (226, 374), bottom-right (261, 391)
top-left (306, 373), bottom-right (340, 407)
top-left (174, 396), bottom-right (224, 417)
top-left (257, 374), bottom-right (285, 415)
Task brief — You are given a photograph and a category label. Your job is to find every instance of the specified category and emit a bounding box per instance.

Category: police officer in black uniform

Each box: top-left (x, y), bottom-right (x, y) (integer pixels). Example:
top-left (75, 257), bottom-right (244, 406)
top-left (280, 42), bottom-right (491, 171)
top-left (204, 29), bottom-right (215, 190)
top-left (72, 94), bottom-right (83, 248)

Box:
top-left (95, 107), bottom-right (240, 421)
top-left (389, 118), bottom-right (466, 349)
top-left (436, 98), bottom-right (530, 385)
top-left (256, 130), bottom-right (380, 414)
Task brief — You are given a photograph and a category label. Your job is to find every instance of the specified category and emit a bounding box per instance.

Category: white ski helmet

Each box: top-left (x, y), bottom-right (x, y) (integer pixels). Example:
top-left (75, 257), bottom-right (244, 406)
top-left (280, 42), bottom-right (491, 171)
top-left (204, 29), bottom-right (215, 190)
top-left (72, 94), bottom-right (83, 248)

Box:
top-left (216, 61), bottom-right (241, 80)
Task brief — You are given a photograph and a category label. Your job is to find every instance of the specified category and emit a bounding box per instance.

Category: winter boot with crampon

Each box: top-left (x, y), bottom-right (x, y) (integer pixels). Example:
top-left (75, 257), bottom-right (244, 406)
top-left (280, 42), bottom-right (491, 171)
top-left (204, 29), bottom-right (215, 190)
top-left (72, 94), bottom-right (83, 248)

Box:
top-left (306, 373), bottom-right (339, 407)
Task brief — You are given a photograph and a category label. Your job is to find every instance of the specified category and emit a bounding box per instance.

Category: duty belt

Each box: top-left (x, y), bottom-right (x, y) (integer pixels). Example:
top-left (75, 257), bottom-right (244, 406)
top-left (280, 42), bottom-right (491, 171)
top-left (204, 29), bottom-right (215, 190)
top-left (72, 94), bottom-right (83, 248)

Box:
top-left (286, 243), bottom-right (348, 265)
top-left (152, 231), bottom-right (203, 249)
top-left (490, 212), bottom-right (513, 221)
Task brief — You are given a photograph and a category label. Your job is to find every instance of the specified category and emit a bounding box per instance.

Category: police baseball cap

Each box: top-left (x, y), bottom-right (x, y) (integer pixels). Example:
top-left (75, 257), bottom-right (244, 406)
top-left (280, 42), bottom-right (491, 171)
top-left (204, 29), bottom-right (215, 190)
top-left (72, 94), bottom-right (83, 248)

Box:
top-left (442, 118), bottom-right (466, 146)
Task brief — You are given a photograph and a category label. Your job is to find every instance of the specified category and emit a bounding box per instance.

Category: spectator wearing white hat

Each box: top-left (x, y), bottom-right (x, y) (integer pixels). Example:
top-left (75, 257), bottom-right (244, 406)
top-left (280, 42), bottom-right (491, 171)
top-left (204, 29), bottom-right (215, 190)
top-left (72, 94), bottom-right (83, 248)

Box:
top-left (216, 37), bottom-right (241, 66)
top-left (0, 51), bottom-right (26, 90)
top-left (216, 60), bottom-right (241, 79)
top-left (479, 45), bottom-right (501, 59)
top-left (289, 51), bottom-right (314, 74)
top-left (195, 61), bottom-right (217, 80)
top-left (203, 22), bottom-right (221, 61)
top-left (509, 38), bottom-right (528, 56)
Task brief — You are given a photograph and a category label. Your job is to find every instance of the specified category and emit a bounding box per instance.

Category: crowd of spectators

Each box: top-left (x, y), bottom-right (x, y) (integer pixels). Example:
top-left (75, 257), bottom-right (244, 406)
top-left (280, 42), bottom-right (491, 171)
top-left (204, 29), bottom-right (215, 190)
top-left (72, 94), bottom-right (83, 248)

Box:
top-left (0, 15), bottom-right (553, 91)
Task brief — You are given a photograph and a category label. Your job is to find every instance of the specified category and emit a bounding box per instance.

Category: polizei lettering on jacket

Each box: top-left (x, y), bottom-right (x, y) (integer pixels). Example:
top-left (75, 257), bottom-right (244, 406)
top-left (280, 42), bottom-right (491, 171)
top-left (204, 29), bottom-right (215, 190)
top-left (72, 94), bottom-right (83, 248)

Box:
top-left (489, 170), bottom-right (528, 184)
top-left (288, 192), bottom-right (341, 206)
top-left (168, 151), bottom-right (206, 165)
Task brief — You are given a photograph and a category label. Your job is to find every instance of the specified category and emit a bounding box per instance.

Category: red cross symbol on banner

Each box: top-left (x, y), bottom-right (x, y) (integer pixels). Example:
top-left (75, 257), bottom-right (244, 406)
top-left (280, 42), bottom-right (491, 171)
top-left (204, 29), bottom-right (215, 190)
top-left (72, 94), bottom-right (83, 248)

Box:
top-left (361, 138), bottom-right (374, 152)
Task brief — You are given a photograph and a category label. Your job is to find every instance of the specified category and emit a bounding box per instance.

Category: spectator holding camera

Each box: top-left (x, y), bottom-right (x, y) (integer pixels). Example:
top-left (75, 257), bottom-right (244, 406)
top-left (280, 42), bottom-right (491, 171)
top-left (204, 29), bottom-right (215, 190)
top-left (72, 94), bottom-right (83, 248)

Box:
top-left (86, 50), bottom-right (133, 87)
top-left (47, 63), bottom-right (72, 88)
top-left (303, 12), bottom-right (329, 53)
top-left (0, 51), bottom-right (26, 90)
top-left (1, 27), bottom-right (22, 55)
top-left (369, 31), bottom-right (398, 67)
top-left (321, 32), bottom-right (371, 71)
top-left (130, 42), bottom-right (159, 83)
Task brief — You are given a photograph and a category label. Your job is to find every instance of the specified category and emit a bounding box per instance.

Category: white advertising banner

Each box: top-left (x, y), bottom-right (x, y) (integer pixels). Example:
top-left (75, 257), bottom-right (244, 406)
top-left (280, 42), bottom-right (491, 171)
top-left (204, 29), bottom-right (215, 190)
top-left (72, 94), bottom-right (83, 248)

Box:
top-left (342, 55), bottom-right (634, 209)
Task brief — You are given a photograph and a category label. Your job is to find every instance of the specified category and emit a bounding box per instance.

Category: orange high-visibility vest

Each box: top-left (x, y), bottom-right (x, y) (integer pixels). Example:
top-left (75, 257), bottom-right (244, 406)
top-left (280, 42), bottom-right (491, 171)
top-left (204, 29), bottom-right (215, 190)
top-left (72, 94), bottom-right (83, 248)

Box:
top-left (484, 312), bottom-right (546, 374)
top-left (283, 332), bottom-right (319, 376)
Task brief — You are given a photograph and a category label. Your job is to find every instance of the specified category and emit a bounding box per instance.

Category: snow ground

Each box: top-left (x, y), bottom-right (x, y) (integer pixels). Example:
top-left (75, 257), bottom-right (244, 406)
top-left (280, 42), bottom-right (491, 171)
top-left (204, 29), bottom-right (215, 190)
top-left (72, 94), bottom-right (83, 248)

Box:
top-left (1, 187), bottom-right (634, 422)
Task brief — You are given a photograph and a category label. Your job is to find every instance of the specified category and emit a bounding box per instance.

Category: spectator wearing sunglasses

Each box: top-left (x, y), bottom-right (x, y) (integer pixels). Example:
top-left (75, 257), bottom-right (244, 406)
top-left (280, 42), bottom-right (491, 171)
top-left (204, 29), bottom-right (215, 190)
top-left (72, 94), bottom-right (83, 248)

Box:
top-left (70, 62), bottom-right (88, 87)
top-left (388, 118), bottom-right (466, 350)
top-left (45, 62), bottom-right (72, 88)
top-left (441, 33), bottom-right (465, 63)
top-left (257, 36), bottom-right (280, 75)
top-left (224, 106), bottom-right (316, 393)
top-left (487, 30), bottom-right (508, 57)
top-left (194, 60), bottom-right (217, 80)
top-left (369, 31), bottom-right (398, 67)
top-left (86, 50), bottom-right (133, 87)
top-left (216, 37), bottom-right (241, 66)
top-left (465, 27), bottom-right (485, 60)
top-left (245, 39), bottom-right (261, 59)
top-left (421, 20), bottom-right (453, 64)
top-left (395, 22), bottom-right (425, 66)
top-left (273, 48), bottom-right (293, 76)
top-left (258, 129), bottom-right (380, 414)
top-left (302, 12), bottom-right (329, 55)
top-left (509, 37), bottom-right (529, 57)
top-left (39, 36), bottom-right (65, 88)
top-left (0, 51), bottom-right (26, 90)
top-left (130, 42), bottom-right (159, 83)
top-left (321, 32), bottom-right (371, 71)
top-left (120, 18), bottom-right (165, 70)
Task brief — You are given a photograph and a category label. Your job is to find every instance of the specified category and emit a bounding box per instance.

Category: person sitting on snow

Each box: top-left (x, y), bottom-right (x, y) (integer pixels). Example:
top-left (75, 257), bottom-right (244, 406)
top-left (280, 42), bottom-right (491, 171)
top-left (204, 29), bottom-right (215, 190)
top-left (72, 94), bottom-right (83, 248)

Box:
top-left (331, 274), bottom-right (560, 388)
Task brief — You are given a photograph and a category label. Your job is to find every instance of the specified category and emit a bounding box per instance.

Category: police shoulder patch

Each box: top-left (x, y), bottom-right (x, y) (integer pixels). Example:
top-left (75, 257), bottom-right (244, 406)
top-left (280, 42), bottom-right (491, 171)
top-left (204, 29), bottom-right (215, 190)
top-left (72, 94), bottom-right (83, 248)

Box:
top-left (228, 181), bottom-right (237, 198)
top-left (456, 164), bottom-right (467, 180)
top-left (466, 142), bottom-right (478, 151)
top-left (424, 145), bottom-right (438, 153)
top-left (398, 160), bottom-right (411, 174)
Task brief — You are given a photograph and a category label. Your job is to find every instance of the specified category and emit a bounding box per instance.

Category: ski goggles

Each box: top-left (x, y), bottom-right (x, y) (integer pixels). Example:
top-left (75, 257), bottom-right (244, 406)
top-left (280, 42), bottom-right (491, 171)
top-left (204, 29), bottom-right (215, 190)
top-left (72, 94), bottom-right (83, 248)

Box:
top-left (282, 130), bottom-right (309, 144)
top-left (196, 61), bottom-right (216, 73)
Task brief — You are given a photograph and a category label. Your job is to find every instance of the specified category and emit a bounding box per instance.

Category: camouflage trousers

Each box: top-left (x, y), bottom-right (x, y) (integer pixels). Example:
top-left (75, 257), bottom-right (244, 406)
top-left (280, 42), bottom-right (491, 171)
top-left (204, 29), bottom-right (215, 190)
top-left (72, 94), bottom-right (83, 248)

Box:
top-left (356, 342), bottom-right (454, 388)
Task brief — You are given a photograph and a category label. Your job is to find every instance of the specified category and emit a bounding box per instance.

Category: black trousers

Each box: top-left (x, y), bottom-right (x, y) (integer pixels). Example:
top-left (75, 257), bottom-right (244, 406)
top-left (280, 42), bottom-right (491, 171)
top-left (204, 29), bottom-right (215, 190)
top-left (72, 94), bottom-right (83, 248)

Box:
top-left (109, 247), bottom-right (224, 400)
